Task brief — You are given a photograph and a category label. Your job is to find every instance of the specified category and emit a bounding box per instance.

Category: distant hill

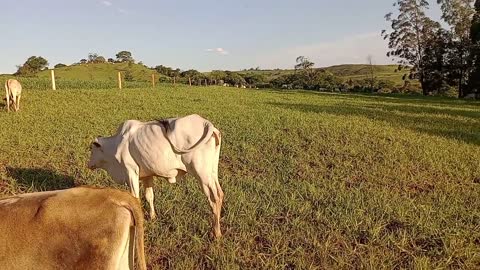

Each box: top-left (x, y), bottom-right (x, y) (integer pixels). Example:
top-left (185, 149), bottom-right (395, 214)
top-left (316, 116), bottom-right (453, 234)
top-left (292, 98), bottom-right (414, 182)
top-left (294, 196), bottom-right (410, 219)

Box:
top-left (237, 64), bottom-right (409, 85)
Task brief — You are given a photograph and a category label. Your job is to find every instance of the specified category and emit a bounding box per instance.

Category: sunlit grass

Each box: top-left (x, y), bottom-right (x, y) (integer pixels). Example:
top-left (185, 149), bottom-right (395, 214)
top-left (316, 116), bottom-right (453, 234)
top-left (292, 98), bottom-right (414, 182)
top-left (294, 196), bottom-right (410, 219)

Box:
top-left (0, 86), bottom-right (479, 269)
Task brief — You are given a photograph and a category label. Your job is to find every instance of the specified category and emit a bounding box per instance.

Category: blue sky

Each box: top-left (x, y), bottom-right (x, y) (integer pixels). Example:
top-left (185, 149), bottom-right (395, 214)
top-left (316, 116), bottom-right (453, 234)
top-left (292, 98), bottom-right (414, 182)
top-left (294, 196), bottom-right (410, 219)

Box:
top-left (0, 0), bottom-right (441, 73)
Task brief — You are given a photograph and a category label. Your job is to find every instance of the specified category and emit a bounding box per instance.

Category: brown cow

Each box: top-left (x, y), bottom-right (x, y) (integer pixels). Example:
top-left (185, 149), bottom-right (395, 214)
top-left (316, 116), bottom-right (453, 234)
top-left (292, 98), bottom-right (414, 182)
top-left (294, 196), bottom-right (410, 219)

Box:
top-left (0, 186), bottom-right (147, 270)
top-left (4, 79), bottom-right (22, 112)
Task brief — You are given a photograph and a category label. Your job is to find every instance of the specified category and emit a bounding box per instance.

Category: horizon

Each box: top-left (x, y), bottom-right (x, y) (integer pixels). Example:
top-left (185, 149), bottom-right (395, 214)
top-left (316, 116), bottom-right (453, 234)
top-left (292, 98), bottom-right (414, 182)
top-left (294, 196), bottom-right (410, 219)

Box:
top-left (0, 0), bottom-right (441, 74)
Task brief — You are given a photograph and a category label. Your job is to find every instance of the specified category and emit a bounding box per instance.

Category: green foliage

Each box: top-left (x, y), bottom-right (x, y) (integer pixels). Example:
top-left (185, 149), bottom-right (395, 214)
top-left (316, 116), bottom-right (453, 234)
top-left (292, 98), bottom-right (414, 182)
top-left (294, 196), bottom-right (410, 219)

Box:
top-left (116, 51), bottom-right (134, 63)
top-left (15, 56), bottom-right (49, 76)
top-left (87, 53), bottom-right (106, 64)
top-left (242, 72), bottom-right (268, 87)
top-left (383, 0), bottom-right (442, 95)
top-left (0, 87), bottom-right (479, 269)
top-left (210, 70), bottom-right (227, 83)
top-left (54, 63), bottom-right (67, 69)
top-left (124, 71), bottom-right (134, 82)
top-left (469, 0), bottom-right (480, 94)
top-left (294, 56), bottom-right (315, 71)
top-left (224, 71), bottom-right (246, 86)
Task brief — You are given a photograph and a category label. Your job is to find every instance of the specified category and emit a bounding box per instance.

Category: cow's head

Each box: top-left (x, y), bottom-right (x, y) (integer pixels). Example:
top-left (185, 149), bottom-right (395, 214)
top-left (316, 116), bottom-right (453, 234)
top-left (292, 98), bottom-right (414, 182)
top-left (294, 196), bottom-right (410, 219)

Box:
top-left (88, 137), bottom-right (107, 170)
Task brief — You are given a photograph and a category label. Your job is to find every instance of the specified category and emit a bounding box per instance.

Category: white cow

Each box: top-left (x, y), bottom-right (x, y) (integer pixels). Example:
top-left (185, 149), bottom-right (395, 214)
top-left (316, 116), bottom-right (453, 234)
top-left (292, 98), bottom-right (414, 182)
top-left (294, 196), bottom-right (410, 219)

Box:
top-left (88, 114), bottom-right (224, 238)
top-left (0, 186), bottom-right (147, 270)
top-left (4, 79), bottom-right (22, 112)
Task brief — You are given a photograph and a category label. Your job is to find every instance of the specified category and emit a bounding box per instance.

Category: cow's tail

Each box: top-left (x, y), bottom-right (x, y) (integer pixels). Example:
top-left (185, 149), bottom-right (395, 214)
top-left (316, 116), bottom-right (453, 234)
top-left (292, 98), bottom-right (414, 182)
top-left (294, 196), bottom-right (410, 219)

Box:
top-left (165, 121), bottom-right (216, 153)
top-left (123, 197), bottom-right (147, 270)
top-left (212, 127), bottom-right (222, 189)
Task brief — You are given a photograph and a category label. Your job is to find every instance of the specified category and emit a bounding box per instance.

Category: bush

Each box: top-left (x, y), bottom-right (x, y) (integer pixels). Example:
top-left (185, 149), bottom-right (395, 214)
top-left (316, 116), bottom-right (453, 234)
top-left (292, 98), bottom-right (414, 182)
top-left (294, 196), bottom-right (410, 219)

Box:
top-left (54, 63), bottom-right (67, 69)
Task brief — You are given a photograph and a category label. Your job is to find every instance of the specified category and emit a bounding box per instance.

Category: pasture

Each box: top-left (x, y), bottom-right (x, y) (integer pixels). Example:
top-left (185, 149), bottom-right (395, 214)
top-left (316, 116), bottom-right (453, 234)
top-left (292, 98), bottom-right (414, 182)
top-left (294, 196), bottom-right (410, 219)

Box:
top-left (0, 86), bottom-right (479, 269)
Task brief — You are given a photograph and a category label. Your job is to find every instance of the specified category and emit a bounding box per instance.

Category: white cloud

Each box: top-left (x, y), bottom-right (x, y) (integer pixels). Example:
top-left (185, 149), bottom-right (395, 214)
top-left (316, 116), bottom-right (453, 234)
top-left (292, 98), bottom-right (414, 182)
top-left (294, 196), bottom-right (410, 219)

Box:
top-left (205, 48), bottom-right (229, 55)
top-left (101, 1), bottom-right (112, 7)
top-left (117, 8), bottom-right (128, 14)
top-left (256, 32), bottom-right (394, 69)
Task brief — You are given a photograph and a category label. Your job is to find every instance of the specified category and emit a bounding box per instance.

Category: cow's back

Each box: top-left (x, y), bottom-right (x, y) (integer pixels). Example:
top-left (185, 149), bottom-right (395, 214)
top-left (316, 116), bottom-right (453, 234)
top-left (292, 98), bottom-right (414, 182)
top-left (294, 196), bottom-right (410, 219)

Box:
top-left (129, 121), bottom-right (186, 177)
top-left (0, 187), bottom-right (141, 270)
top-left (6, 79), bottom-right (22, 97)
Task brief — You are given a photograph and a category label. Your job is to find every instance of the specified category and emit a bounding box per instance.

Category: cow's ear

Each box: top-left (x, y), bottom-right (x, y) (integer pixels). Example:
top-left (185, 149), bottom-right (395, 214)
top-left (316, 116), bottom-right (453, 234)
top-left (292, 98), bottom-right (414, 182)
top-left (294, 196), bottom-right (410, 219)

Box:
top-left (92, 138), bottom-right (102, 148)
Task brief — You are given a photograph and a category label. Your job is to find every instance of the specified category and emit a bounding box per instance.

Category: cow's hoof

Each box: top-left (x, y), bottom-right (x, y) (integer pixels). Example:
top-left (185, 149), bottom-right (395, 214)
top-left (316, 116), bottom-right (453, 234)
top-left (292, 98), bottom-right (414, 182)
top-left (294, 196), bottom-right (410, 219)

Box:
top-left (214, 230), bottom-right (222, 239)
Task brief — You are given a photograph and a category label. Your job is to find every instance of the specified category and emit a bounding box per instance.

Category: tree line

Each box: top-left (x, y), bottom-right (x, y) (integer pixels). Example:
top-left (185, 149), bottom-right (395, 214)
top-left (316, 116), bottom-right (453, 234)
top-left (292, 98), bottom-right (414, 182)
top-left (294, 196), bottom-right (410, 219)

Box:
top-left (383, 0), bottom-right (480, 98)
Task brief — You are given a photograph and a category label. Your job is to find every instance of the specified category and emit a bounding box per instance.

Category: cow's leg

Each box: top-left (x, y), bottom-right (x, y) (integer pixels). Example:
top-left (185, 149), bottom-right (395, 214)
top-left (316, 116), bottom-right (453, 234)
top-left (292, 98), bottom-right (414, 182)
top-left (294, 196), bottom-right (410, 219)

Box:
top-left (143, 177), bottom-right (157, 220)
top-left (5, 94), bottom-right (10, 112)
top-left (199, 180), bottom-right (222, 238)
top-left (15, 95), bottom-right (21, 111)
top-left (191, 165), bottom-right (222, 238)
top-left (212, 133), bottom-right (224, 231)
top-left (127, 169), bottom-right (140, 199)
top-left (10, 96), bottom-right (17, 112)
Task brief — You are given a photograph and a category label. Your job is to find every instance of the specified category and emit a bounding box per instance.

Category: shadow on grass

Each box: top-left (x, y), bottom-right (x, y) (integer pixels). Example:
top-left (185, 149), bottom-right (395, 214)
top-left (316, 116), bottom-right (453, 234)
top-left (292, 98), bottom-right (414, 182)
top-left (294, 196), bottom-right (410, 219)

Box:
top-left (268, 101), bottom-right (480, 146)
top-left (264, 89), bottom-right (480, 108)
top-left (6, 167), bottom-right (75, 191)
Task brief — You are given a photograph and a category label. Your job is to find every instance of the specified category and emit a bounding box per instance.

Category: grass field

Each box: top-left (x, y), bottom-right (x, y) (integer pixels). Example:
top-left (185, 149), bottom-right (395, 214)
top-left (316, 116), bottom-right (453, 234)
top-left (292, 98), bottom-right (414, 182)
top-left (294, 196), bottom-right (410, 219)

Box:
top-left (0, 86), bottom-right (479, 269)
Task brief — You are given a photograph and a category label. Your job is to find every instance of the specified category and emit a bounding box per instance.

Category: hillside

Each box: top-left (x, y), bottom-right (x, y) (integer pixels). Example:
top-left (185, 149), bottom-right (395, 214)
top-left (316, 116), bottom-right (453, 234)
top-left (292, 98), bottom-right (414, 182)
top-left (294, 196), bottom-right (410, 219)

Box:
top-left (36, 62), bottom-right (163, 82)
top-left (237, 64), bottom-right (409, 85)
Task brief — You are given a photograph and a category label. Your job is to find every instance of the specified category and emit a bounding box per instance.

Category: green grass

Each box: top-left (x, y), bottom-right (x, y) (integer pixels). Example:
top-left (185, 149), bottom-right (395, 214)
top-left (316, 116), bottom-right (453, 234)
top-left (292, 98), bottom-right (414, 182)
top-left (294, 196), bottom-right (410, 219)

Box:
top-left (0, 86), bottom-right (479, 269)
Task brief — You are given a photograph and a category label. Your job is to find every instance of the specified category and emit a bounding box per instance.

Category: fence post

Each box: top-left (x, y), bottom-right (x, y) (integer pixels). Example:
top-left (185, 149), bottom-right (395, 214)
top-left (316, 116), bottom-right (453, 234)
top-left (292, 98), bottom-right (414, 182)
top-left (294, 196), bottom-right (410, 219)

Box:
top-left (152, 74), bottom-right (155, 88)
top-left (50, 69), bottom-right (56, 90)
top-left (189, 77), bottom-right (192, 86)
top-left (118, 72), bottom-right (122, 89)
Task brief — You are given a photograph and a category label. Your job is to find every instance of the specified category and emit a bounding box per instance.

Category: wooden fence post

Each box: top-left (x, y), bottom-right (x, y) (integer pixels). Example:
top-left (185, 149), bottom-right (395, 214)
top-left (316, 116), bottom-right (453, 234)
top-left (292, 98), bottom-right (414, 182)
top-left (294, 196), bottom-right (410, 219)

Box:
top-left (189, 77), bottom-right (192, 86)
top-left (118, 72), bottom-right (122, 89)
top-left (152, 74), bottom-right (156, 88)
top-left (51, 70), bottom-right (56, 90)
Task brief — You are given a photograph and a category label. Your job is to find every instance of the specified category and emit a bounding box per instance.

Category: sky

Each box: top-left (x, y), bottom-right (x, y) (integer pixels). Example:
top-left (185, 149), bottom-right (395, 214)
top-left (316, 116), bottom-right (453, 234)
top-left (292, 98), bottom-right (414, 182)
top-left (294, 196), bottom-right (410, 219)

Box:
top-left (0, 0), bottom-right (442, 73)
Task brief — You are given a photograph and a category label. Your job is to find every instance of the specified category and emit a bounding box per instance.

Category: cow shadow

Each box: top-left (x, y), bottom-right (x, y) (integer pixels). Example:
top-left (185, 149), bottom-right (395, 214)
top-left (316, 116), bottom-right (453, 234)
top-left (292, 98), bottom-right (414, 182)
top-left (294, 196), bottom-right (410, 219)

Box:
top-left (6, 167), bottom-right (75, 191)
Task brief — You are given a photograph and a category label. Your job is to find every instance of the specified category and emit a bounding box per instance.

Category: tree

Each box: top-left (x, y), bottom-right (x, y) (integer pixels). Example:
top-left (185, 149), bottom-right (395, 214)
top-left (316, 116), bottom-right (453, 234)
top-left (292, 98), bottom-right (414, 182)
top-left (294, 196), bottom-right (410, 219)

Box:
top-left (383, 0), bottom-right (441, 95)
top-left (294, 56), bottom-right (316, 86)
top-left (80, 59), bottom-right (87, 64)
top-left (422, 28), bottom-right (454, 94)
top-left (437, 0), bottom-right (475, 97)
top-left (243, 73), bottom-right (267, 87)
top-left (155, 65), bottom-right (173, 76)
top-left (171, 69), bottom-right (181, 84)
top-left (116, 51), bottom-right (134, 63)
top-left (469, 0), bottom-right (480, 94)
top-left (295, 56), bottom-right (315, 71)
top-left (96, 56), bottom-right (106, 63)
top-left (107, 58), bottom-right (115, 63)
top-left (224, 71), bottom-right (246, 86)
top-left (181, 69), bottom-right (203, 86)
top-left (367, 55), bottom-right (376, 91)
top-left (87, 53), bottom-right (106, 64)
top-left (15, 56), bottom-right (49, 76)
top-left (54, 63), bottom-right (67, 68)
top-left (210, 70), bottom-right (227, 85)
